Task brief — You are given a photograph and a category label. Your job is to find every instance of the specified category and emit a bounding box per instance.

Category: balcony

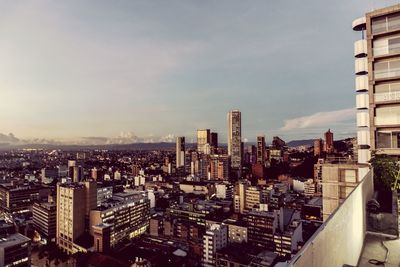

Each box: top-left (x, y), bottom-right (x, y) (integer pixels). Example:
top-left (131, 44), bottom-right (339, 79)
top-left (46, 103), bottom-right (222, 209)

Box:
top-left (352, 16), bottom-right (366, 31)
top-left (355, 75), bottom-right (368, 92)
top-left (375, 91), bottom-right (400, 103)
top-left (357, 130), bottom-right (370, 147)
top-left (354, 39), bottom-right (367, 58)
top-left (276, 170), bottom-right (400, 267)
top-left (355, 58), bottom-right (368, 75)
top-left (357, 111), bottom-right (369, 127)
top-left (356, 93), bottom-right (369, 109)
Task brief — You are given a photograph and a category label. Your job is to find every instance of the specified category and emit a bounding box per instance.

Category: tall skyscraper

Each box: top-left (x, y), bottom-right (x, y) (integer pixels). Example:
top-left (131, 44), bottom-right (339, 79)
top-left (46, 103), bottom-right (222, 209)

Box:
top-left (257, 135), bottom-right (266, 164)
top-left (324, 129), bottom-right (334, 154)
top-left (176, 137), bottom-right (185, 168)
top-left (56, 183), bottom-right (86, 255)
top-left (210, 132), bottom-right (218, 153)
top-left (314, 138), bottom-right (323, 157)
top-left (227, 110), bottom-right (242, 173)
top-left (353, 7), bottom-right (400, 162)
top-left (56, 181), bottom-right (97, 255)
top-left (197, 129), bottom-right (210, 153)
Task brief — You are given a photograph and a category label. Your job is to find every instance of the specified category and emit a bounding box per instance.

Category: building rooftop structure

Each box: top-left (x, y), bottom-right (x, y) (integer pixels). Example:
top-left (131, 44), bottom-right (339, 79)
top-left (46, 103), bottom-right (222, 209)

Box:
top-left (0, 233), bottom-right (30, 248)
top-left (276, 170), bottom-right (389, 267)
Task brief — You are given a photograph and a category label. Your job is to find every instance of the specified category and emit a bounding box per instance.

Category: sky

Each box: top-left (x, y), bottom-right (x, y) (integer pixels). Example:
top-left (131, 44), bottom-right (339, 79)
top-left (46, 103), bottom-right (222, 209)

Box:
top-left (1, 0), bottom-right (399, 144)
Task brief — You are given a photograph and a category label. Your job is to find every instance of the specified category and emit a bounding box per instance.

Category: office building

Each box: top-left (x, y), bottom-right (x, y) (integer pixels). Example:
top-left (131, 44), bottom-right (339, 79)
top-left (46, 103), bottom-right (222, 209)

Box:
top-left (203, 224), bottom-right (228, 267)
top-left (257, 135), bottom-right (266, 165)
top-left (41, 168), bottom-right (59, 183)
top-left (176, 136), bottom-right (186, 168)
top-left (90, 195), bottom-right (150, 248)
top-left (244, 210), bottom-right (278, 249)
top-left (0, 233), bottom-right (31, 267)
top-left (272, 136), bottom-right (285, 149)
top-left (32, 201), bottom-right (57, 241)
top-left (209, 154), bottom-right (230, 180)
top-left (210, 132), bottom-right (218, 153)
top-left (313, 138), bottom-right (323, 157)
top-left (0, 184), bottom-right (49, 213)
top-left (197, 129), bottom-right (210, 154)
top-left (215, 182), bottom-right (233, 199)
top-left (324, 129), bottom-right (334, 154)
top-left (97, 186), bottom-right (113, 206)
top-left (245, 186), bottom-right (261, 211)
top-left (273, 209), bottom-right (303, 256)
top-left (234, 181), bottom-right (248, 213)
top-left (227, 110), bottom-right (242, 174)
top-left (56, 183), bottom-right (86, 254)
top-left (223, 219), bottom-right (248, 244)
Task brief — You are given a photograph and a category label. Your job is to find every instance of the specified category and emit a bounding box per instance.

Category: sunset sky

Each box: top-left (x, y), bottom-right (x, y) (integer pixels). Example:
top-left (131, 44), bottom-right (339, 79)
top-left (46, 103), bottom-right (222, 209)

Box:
top-left (1, 0), bottom-right (397, 143)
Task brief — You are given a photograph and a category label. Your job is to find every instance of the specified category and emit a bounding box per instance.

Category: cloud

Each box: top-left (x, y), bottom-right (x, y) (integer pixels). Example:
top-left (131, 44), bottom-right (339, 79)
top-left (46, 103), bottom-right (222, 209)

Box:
top-left (79, 132), bottom-right (176, 145)
top-left (0, 133), bottom-right (19, 144)
top-left (280, 108), bottom-right (355, 131)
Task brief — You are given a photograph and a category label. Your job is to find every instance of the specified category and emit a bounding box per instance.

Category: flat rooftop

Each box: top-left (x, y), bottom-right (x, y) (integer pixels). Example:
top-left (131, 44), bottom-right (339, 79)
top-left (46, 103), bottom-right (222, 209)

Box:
top-left (0, 233), bottom-right (30, 248)
top-left (358, 234), bottom-right (400, 267)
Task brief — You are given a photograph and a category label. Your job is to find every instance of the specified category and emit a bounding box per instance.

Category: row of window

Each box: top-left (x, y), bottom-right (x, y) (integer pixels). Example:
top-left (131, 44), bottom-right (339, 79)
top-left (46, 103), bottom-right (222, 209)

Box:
top-left (372, 13), bottom-right (400, 35)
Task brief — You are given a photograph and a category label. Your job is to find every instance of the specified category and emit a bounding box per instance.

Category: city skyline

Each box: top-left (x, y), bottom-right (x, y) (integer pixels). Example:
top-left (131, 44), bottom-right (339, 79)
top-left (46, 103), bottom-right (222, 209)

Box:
top-left (1, 0), bottom-right (399, 144)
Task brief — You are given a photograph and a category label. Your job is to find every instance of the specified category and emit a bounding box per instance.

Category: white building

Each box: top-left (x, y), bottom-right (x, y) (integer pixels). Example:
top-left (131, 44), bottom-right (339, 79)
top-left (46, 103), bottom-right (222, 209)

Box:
top-left (203, 223), bottom-right (228, 267)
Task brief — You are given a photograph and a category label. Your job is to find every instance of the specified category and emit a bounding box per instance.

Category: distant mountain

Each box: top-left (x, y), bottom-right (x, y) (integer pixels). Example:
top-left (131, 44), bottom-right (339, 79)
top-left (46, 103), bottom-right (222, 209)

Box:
top-left (286, 139), bottom-right (315, 147)
top-left (0, 142), bottom-right (184, 151)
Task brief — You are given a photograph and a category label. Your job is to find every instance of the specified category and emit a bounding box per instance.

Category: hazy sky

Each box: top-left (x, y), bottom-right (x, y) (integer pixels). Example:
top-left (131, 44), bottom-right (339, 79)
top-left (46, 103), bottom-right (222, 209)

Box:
top-left (1, 0), bottom-right (398, 143)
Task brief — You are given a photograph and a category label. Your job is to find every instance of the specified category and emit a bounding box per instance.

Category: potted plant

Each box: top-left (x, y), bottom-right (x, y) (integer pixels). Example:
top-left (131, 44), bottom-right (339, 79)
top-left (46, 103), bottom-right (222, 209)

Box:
top-left (370, 153), bottom-right (400, 236)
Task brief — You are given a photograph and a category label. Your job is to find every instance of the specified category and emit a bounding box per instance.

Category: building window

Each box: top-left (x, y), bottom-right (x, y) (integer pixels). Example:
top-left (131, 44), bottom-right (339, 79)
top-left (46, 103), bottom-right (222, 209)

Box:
top-left (372, 13), bottom-right (400, 34)
top-left (375, 82), bottom-right (400, 102)
top-left (374, 34), bottom-right (400, 56)
top-left (375, 105), bottom-right (400, 125)
top-left (376, 130), bottom-right (400, 149)
top-left (374, 58), bottom-right (400, 79)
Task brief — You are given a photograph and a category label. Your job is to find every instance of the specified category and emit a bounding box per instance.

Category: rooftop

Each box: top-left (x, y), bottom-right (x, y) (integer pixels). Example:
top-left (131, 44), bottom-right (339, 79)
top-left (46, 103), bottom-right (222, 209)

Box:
top-left (0, 233), bottom-right (30, 248)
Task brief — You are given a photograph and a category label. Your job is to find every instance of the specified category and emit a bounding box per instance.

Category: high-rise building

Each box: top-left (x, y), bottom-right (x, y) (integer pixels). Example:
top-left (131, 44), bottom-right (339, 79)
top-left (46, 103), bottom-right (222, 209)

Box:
top-left (353, 7), bottom-right (400, 162)
top-left (209, 155), bottom-right (230, 180)
top-left (324, 129), bottom-right (334, 154)
top-left (245, 186), bottom-right (262, 211)
top-left (313, 138), bottom-right (323, 157)
top-left (56, 181), bottom-right (97, 254)
top-left (41, 167), bottom-right (59, 183)
top-left (0, 184), bottom-right (50, 213)
top-left (272, 136), bottom-right (285, 149)
top-left (210, 132), bottom-right (218, 153)
top-left (257, 135), bottom-right (266, 164)
top-left (69, 165), bottom-right (83, 183)
top-left (244, 210), bottom-right (278, 249)
top-left (203, 224), bottom-right (228, 267)
top-left (90, 194), bottom-right (150, 248)
top-left (56, 183), bottom-right (86, 254)
top-left (233, 181), bottom-right (248, 214)
top-left (227, 110), bottom-right (242, 174)
top-left (33, 201), bottom-right (57, 241)
top-left (176, 137), bottom-right (185, 168)
top-left (197, 129), bottom-right (211, 154)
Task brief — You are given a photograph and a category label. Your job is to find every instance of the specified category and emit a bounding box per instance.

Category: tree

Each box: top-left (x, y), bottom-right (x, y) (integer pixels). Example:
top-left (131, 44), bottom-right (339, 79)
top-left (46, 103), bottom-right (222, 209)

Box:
top-left (370, 154), bottom-right (400, 191)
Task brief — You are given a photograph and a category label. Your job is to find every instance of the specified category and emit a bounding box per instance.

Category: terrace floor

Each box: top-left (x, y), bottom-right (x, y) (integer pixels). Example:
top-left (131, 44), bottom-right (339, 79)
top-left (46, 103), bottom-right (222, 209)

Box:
top-left (358, 233), bottom-right (400, 267)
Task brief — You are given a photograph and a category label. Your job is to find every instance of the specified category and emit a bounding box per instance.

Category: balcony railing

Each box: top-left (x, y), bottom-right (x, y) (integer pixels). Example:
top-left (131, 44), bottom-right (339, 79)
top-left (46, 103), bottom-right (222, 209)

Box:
top-left (375, 91), bottom-right (400, 102)
top-left (276, 170), bottom-right (374, 267)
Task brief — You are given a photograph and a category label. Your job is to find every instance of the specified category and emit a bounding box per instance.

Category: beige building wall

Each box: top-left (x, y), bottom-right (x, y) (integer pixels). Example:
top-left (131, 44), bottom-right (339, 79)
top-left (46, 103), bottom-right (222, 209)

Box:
top-left (321, 164), bottom-right (359, 220)
top-left (56, 184), bottom-right (86, 254)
